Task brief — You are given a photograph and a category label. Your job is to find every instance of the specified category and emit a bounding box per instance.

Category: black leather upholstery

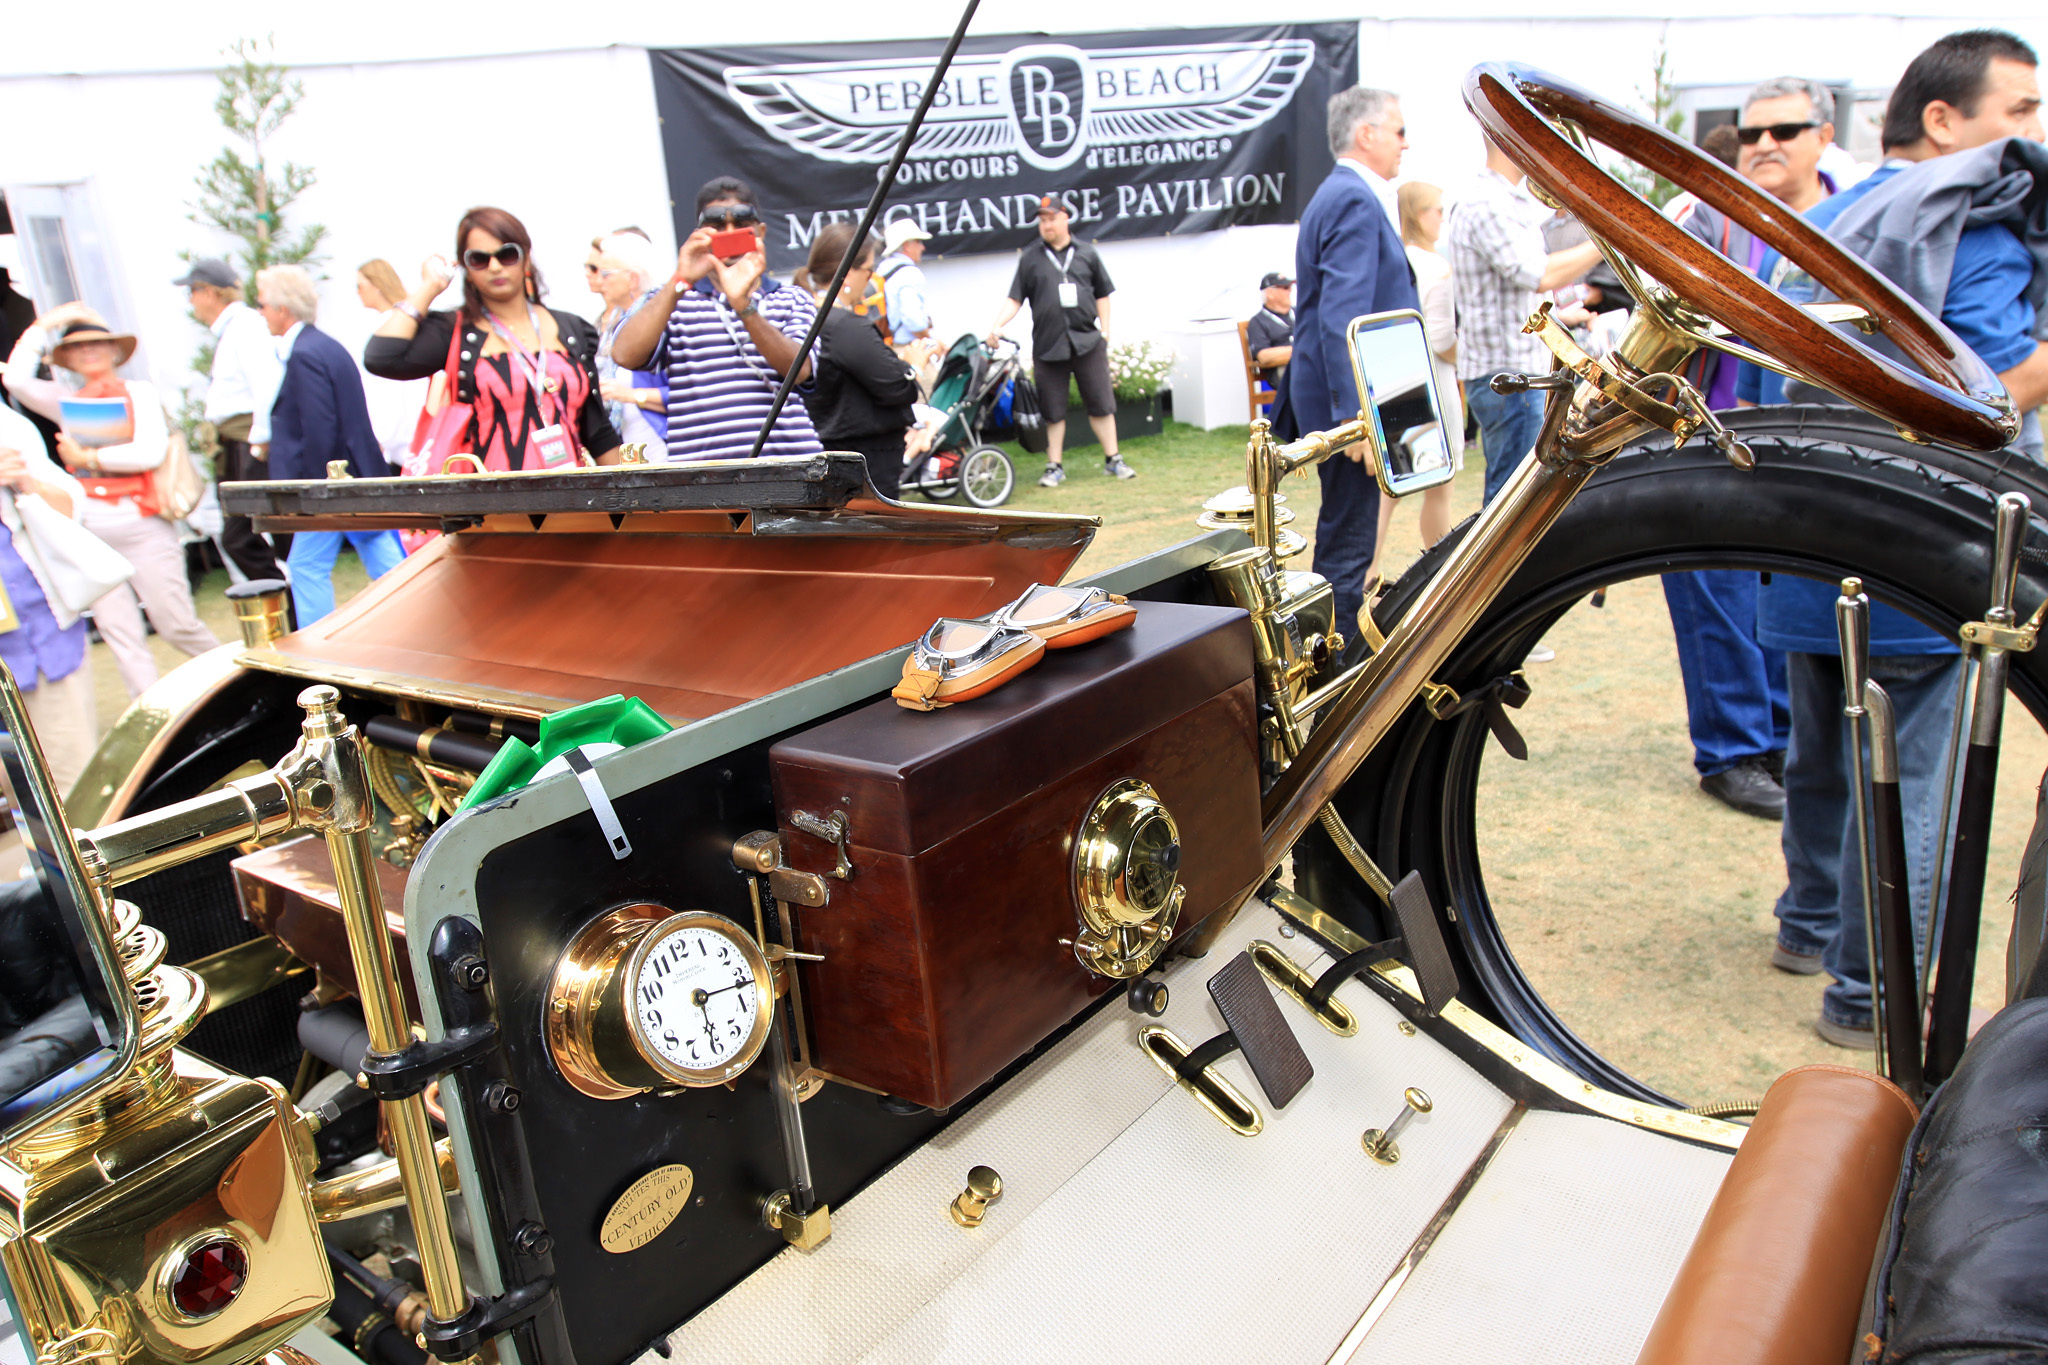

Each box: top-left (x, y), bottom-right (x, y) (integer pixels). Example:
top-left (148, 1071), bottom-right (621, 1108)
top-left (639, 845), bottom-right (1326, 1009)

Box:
top-left (1865, 997), bottom-right (2048, 1363)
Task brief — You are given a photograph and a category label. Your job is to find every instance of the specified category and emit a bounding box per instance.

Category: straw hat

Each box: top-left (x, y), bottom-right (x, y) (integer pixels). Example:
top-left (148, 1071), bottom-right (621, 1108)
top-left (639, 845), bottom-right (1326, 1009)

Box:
top-left (49, 321), bottom-right (137, 370)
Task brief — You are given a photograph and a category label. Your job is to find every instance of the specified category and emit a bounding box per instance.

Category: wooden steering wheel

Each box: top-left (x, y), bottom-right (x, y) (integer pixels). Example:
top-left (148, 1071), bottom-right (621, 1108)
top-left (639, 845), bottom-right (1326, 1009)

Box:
top-left (1464, 63), bottom-right (2020, 454)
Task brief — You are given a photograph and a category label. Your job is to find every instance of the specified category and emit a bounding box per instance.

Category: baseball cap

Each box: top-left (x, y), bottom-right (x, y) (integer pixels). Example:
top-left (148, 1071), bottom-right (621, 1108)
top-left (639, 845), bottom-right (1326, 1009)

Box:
top-left (1260, 271), bottom-right (1294, 289)
top-left (172, 257), bottom-right (239, 289)
top-left (883, 219), bottom-right (933, 253)
top-left (1035, 195), bottom-right (1070, 218)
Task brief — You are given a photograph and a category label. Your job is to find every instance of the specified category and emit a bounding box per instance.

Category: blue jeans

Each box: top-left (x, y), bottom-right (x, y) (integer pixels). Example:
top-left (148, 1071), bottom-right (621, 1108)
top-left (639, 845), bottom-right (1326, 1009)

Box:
top-left (287, 530), bottom-right (405, 627)
top-left (1466, 385), bottom-right (1543, 505)
top-left (1775, 651), bottom-right (1962, 1025)
top-left (1661, 571), bottom-right (1789, 775)
top-left (1312, 451), bottom-right (1381, 645)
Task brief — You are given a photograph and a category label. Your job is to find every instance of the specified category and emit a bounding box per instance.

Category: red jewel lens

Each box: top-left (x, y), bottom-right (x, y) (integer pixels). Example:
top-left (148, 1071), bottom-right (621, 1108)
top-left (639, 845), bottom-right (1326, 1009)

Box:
top-left (171, 1238), bottom-right (249, 1318)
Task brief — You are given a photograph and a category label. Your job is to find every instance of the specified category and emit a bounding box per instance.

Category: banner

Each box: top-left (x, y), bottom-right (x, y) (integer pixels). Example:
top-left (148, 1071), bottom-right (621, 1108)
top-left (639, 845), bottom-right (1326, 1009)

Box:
top-left (648, 24), bottom-right (1356, 268)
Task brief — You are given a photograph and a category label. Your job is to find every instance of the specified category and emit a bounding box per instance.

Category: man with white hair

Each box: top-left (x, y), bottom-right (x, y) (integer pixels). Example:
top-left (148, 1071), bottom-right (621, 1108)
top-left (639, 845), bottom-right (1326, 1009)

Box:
top-left (257, 265), bottom-right (403, 625)
top-left (1288, 84), bottom-right (1420, 641)
top-left (1658, 75), bottom-right (1841, 824)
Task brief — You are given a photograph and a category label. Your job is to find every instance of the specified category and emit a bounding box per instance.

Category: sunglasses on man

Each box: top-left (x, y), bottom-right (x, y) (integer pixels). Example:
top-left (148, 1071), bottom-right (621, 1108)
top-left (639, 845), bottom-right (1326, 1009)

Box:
top-left (699, 205), bottom-right (762, 230)
top-left (1736, 121), bottom-right (1821, 145)
top-left (463, 244), bottom-right (525, 271)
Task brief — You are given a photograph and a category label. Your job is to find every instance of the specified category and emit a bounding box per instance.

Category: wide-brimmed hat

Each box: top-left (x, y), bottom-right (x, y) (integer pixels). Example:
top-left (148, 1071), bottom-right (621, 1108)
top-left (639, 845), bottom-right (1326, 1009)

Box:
top-left (883, 219), bottom-right (933, 253)
top-left (49, 321), bottom-right (137, 370)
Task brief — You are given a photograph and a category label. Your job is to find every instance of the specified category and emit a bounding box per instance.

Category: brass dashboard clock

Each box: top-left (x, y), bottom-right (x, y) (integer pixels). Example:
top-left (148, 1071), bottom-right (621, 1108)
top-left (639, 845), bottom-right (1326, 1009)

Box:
top-left (547, 905), bottom-right (776, 1099)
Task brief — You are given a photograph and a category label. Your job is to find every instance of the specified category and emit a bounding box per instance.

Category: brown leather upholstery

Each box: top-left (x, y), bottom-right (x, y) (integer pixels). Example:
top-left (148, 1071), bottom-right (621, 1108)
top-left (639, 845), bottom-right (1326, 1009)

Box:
top-left (1635, 1064), bottom-right (1918, 1365)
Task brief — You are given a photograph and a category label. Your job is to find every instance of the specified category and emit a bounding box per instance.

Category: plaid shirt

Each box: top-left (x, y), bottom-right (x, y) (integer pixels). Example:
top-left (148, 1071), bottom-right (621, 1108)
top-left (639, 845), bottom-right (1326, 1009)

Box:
top-left (1445, 169), bottom-right (1555, 381)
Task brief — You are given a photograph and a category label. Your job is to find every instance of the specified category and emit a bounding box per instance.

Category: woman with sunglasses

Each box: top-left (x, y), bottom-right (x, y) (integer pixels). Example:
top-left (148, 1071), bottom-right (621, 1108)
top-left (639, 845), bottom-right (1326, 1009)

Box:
top-left (367, 206), bottom-right (622, 471)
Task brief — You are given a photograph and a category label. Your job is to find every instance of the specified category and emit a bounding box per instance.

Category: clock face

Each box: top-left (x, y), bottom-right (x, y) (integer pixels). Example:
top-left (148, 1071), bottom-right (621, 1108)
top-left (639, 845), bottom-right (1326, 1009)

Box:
top-left (626, 915), bottom-right (771, 1085)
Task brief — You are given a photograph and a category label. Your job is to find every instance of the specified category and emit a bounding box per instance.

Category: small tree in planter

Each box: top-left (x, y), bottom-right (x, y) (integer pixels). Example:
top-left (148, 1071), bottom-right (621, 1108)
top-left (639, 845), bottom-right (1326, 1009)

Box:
top-left (178, 36), bottom-right (327, 446)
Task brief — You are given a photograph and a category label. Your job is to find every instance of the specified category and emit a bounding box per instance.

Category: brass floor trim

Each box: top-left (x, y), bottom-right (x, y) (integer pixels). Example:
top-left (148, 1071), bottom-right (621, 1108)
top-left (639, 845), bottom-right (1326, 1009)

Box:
top-left (1324, 1103), bottom-right (1528, 1365)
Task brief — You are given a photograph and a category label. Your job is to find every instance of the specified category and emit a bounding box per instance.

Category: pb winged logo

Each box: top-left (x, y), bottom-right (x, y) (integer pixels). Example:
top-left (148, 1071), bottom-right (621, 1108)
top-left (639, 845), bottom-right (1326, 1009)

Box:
top-left (724, 39), bottom-right (1316, 173)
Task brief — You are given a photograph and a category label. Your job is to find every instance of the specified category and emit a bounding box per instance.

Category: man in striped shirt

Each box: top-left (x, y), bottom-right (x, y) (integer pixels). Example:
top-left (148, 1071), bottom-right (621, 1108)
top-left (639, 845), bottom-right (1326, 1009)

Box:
top-left (613, 176), bottom-right (824, 461)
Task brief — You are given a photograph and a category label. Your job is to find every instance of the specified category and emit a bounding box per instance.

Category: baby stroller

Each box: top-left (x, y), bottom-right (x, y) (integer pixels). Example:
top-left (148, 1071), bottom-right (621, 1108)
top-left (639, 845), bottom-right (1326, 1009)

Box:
top-left (899, 335), bottom-right (1020, 508)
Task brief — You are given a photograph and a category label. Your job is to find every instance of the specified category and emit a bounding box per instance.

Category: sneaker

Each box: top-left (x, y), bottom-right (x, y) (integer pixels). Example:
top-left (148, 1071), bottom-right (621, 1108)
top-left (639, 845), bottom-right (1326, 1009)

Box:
top-left (1038, 463), bottom-right (1067, 488)
top-left (1771, 940), bottom-right (1823, 975)
top-left (1524, 644), bottom-right (1556, 664)
top-left (1700, 755), bottom-right (1785, 820)
top-left (1104, 455), bottom-right (1136, 480)
top-left (1815, 1012), bottom-right (1875, 1049)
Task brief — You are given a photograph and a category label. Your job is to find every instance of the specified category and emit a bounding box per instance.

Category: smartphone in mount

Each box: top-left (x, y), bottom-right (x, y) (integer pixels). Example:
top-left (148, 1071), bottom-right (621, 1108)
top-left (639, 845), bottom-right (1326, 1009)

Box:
top-left (709, 229), bottom-right (757, 260)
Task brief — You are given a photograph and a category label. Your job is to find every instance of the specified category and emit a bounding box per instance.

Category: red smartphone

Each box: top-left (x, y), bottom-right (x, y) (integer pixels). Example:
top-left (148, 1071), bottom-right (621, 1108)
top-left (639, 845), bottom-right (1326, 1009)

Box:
top-left (709, 228), bottom-right (757, 260)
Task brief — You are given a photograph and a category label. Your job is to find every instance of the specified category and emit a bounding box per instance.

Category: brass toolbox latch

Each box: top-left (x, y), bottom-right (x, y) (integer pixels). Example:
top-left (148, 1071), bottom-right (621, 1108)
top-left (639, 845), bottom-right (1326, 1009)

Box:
top-left (788, 808), bottom-right (854, 880)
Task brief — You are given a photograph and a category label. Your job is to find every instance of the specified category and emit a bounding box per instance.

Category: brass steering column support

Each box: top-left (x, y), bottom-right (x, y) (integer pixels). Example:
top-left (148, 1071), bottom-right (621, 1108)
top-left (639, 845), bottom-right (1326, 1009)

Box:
top-left (292, 688), bottom-right (471, 1331)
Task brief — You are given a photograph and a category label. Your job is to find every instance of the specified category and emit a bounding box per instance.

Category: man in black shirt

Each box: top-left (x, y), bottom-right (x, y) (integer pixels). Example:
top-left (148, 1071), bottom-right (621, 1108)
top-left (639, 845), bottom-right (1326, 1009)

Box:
top-left (986, 196), bottom-right (1134, 487)
top-left (1245, 271), bottom-right (1294, 396)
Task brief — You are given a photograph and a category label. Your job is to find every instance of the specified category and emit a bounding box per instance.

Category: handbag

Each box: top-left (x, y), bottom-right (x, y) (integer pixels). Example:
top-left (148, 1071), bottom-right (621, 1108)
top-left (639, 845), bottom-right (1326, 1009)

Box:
top-left (1010, 375), bottom-right (1048, 455)
top-left (404, 321), bottom-right (476, 477)
top-left (10, 491), bottom-right (134, 615)
top-left (152, 420), bottom-right (206, 522)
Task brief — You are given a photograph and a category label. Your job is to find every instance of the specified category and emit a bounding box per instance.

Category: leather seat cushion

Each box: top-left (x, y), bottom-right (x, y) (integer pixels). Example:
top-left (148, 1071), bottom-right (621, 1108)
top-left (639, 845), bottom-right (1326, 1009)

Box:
top-left (1864, 996), bottom-right (2048, 1363)
top-left (1635, 1064), bottom-right (1918, 1365)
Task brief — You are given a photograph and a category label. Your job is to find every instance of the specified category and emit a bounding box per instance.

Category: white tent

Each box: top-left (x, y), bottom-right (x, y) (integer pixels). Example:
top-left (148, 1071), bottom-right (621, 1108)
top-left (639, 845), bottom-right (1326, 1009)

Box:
top-left (3, 1), bottom-right (2041, 429)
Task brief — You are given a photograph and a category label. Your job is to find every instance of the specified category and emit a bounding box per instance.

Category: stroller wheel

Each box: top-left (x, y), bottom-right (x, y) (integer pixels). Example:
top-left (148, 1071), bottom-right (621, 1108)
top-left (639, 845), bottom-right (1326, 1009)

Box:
top-left (958, 445), bottom-right (1015, 508)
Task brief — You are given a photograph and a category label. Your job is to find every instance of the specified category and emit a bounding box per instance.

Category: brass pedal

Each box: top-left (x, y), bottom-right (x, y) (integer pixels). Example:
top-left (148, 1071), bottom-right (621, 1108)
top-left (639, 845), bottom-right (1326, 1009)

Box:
top-left (1141, 951), bottom-right (1314, 1136)
top-left (1250, 941), bottom-right (1357, 1036)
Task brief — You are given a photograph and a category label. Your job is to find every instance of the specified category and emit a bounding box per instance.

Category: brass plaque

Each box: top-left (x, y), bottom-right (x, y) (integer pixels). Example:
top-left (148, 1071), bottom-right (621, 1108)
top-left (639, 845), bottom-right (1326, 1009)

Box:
top-left (599, 1164), bottom-right (695, 1254)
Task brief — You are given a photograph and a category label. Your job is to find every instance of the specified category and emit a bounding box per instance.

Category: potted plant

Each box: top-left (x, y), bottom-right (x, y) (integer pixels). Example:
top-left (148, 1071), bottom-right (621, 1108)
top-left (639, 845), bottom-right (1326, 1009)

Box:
top-left (1107, 340), bottom-right (1174, 441)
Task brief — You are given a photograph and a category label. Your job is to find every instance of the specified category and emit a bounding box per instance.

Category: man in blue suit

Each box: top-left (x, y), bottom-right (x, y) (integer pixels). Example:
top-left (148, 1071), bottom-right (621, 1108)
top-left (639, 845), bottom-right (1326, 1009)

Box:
top-left (257, 265), bottom-right (405, 626)
top-left (1288, 86), bottom-right (1420, 642)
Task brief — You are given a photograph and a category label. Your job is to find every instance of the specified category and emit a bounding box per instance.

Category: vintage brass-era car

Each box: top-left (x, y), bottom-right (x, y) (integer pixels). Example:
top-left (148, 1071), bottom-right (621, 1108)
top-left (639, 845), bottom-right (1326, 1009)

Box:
top-left (0, 63), bottom-right (2042, 1365)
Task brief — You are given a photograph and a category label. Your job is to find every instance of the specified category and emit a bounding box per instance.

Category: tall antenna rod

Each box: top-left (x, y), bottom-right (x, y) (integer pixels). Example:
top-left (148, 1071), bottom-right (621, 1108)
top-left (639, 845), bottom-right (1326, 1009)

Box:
top-left (745, 0), bottom-right (984, 461)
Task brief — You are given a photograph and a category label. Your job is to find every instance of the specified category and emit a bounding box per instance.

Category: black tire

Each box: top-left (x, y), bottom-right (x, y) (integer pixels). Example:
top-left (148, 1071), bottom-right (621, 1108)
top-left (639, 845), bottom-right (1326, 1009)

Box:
top-left (1297, 407), bottom-right (2048, 1107)
top-left (958, 445), bottom-right (1016, 508)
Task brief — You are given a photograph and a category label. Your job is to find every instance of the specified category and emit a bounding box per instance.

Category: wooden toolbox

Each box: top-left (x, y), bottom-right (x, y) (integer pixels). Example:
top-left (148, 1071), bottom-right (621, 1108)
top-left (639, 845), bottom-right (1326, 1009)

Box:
top-left (769, 601), bottom-right (1263, 1109)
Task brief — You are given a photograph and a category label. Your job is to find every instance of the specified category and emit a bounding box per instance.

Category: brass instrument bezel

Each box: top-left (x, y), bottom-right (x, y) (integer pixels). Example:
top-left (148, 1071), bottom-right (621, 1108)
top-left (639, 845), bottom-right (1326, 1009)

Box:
top-left (1071, 779), bottom-right (1184, 979)
top-left (546, 905), bottom-right (776, 1097)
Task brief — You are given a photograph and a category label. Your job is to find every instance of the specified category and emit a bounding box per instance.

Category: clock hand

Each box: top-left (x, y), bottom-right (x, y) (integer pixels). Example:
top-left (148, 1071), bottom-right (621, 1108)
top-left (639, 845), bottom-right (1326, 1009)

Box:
top-left (700, 977), bottom-right (752, 1000)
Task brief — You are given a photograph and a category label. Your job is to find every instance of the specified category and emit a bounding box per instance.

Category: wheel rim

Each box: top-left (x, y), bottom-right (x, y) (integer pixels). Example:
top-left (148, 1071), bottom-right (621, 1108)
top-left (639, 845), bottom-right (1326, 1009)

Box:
top-left (1400, 557), bottom-right (2045, 1109)
top-left (961, 449), bottom-right (1012, 505)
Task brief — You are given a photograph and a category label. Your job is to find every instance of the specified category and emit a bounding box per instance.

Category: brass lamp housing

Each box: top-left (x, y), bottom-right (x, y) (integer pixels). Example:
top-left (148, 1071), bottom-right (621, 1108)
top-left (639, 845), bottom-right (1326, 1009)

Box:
top-left (1070, 779), bottom-right (1185, 980)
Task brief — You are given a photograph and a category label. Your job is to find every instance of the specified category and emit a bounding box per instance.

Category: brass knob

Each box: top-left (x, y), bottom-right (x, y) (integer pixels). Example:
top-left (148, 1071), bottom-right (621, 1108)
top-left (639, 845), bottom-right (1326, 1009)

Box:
top-left (949, 1166), bottom-right (1003, 1228)
top-left (1362, 1087), bottom-right (1432, 1166)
